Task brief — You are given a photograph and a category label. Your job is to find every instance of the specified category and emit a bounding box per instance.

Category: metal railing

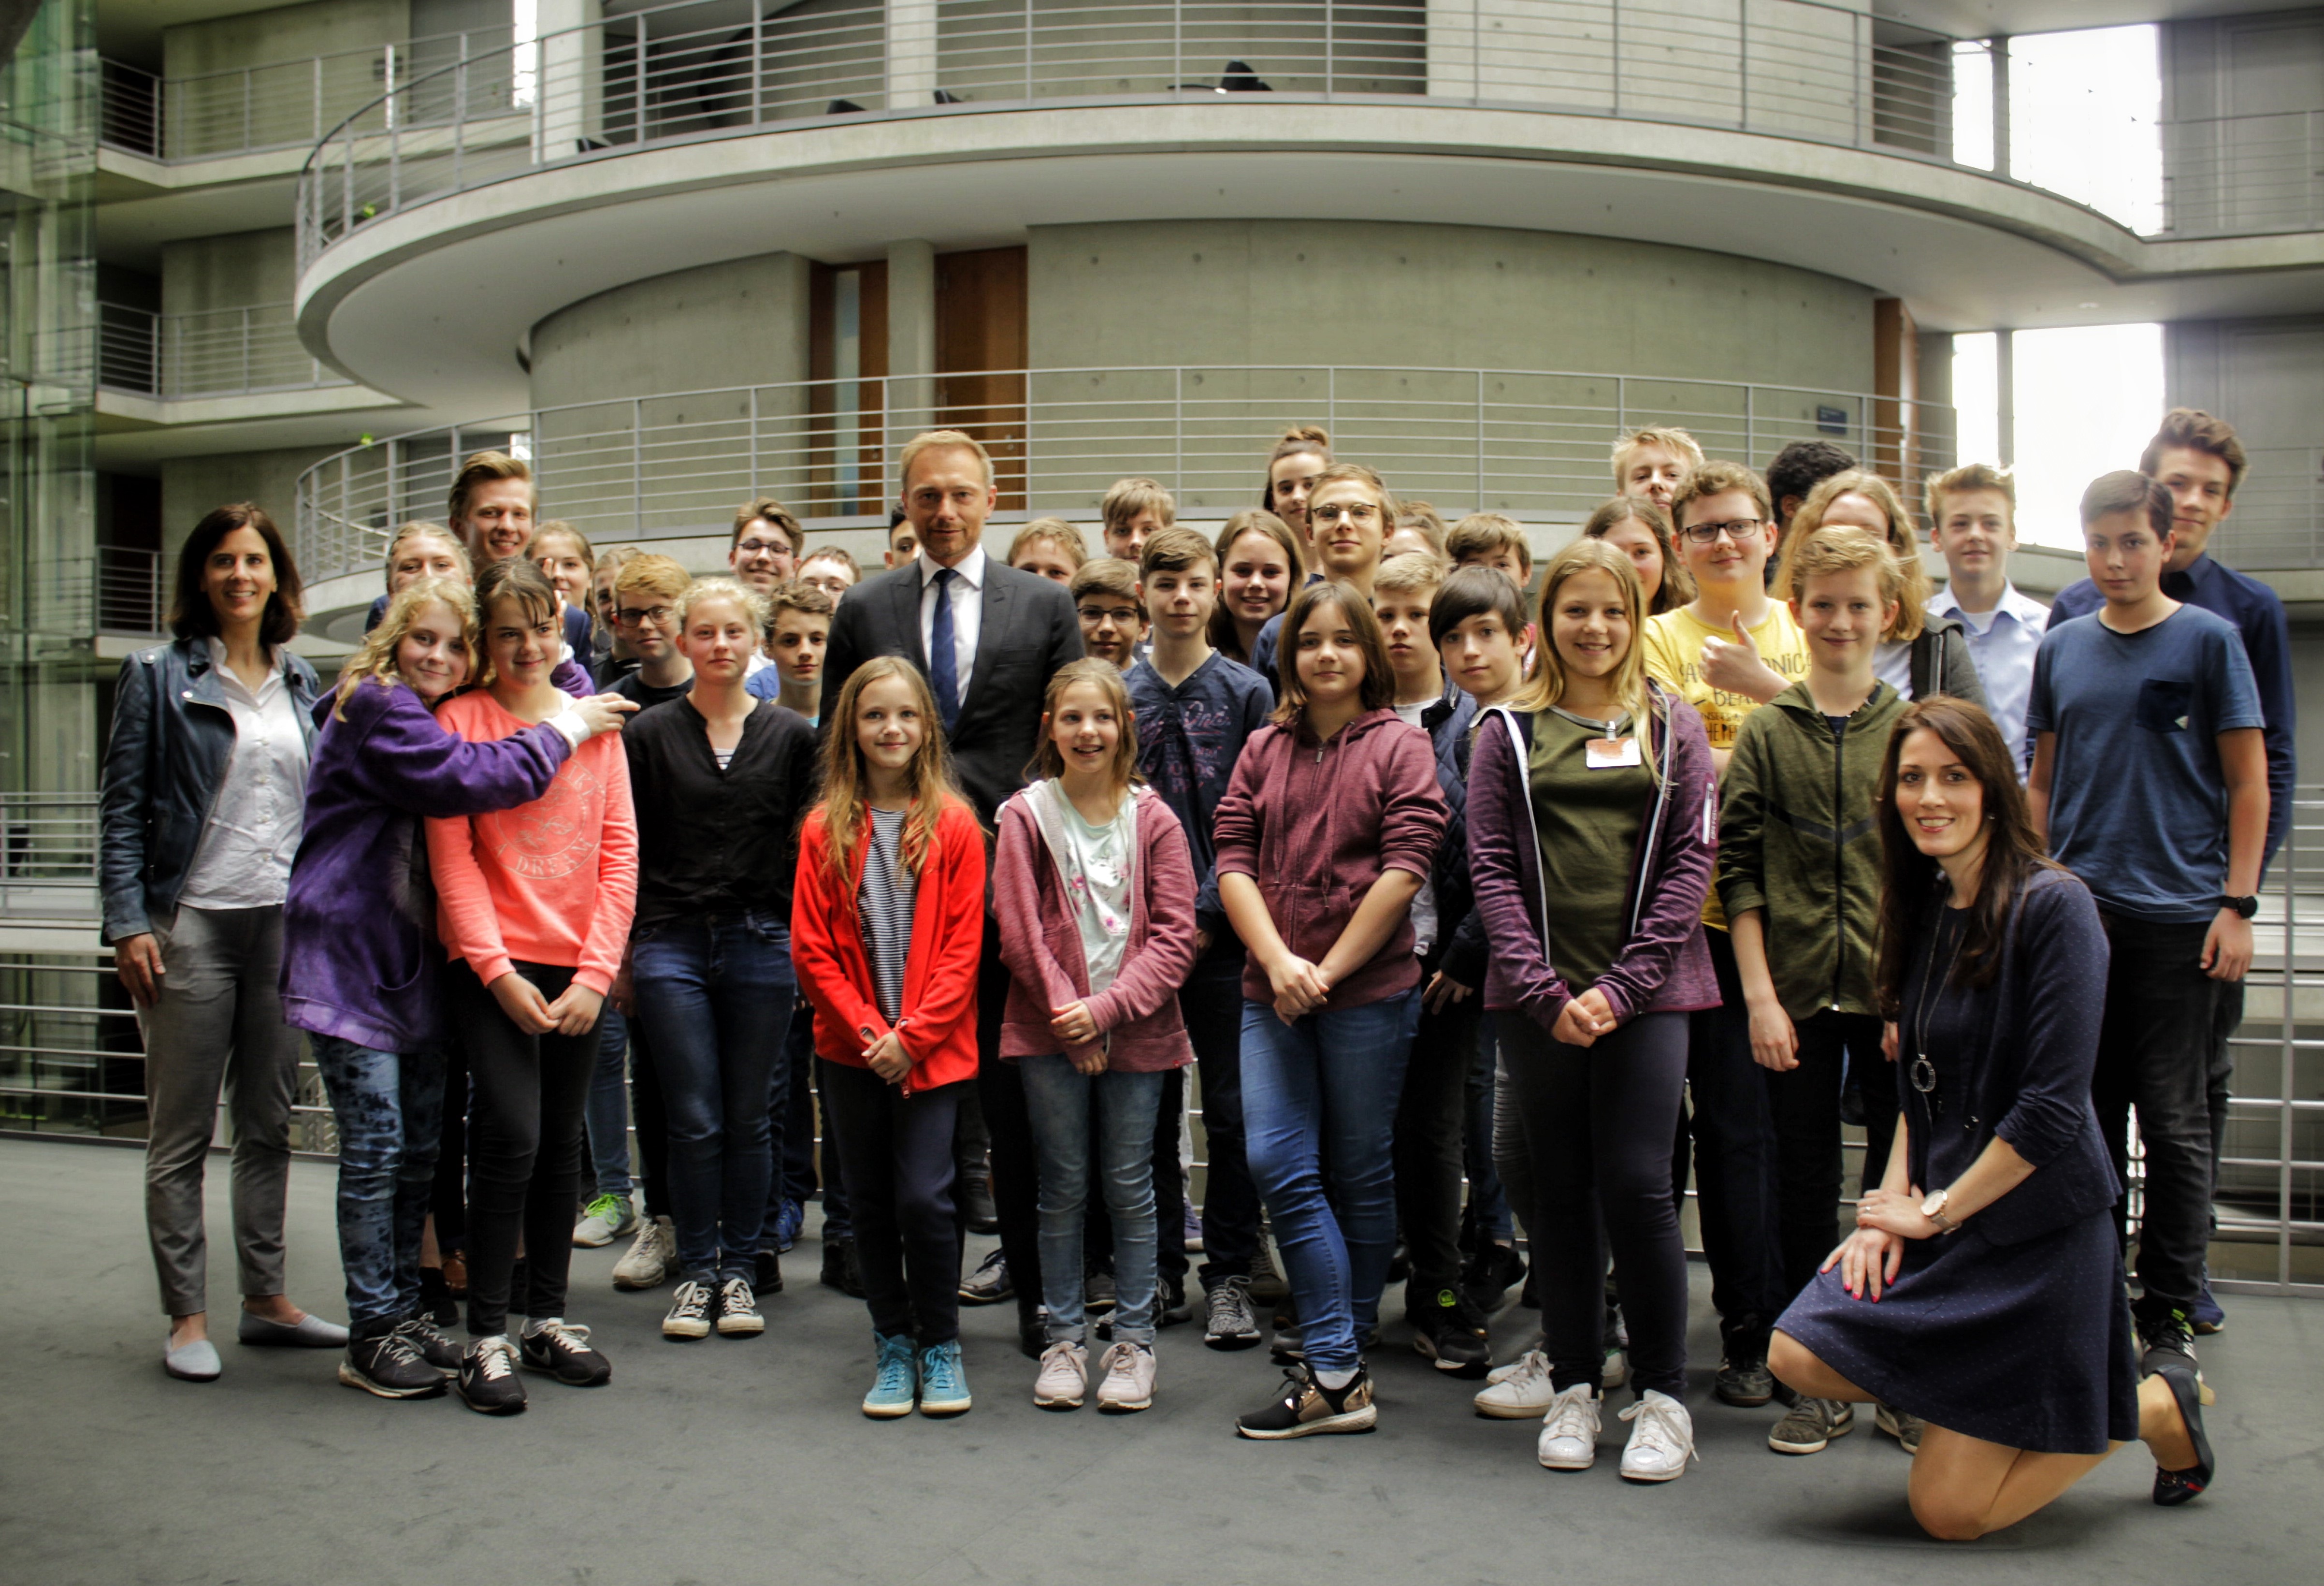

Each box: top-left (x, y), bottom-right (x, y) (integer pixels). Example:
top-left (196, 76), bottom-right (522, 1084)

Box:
top-left (97, 302), bottom-right (350, 400)
top-left (292, 362), bottom-right (1953, 585)
top-left (96, 546), bottom-right (167, 636)
top-left (2161, 109), bottom-right (2324, 239)
top-left (295, 0), bottom-right (1973, 269)
top-left (99, 27), bottom-right (513, 161)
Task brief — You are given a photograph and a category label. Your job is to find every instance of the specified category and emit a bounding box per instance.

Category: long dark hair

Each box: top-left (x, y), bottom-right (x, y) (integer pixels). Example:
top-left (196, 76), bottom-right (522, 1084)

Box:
top-left (1873, 697), bottom-right (2063, 1015)
top-left (1269, 581), bottom-right (1394, 724)
top-left (169, 503), bottom-right (303, 647)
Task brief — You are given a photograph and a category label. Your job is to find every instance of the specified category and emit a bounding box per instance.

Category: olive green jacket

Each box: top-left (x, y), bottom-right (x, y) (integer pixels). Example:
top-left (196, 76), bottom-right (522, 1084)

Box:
top-left (1716, 680), bottom-right (1907, 1021)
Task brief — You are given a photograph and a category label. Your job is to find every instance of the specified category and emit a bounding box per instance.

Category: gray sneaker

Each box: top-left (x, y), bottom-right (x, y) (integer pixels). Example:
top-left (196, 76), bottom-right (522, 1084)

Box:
top-left (613, 1215), bottom-right (678, 1290)
top-left (1769, 1396), bottom-right (1855, 1455)
top-left (1874, 1400), bottom-right (1924, 1455)
top-left (572, 1192), bottom-right (638, 1249)
top-left (1203, 1275), bottom-right (1262, 1350)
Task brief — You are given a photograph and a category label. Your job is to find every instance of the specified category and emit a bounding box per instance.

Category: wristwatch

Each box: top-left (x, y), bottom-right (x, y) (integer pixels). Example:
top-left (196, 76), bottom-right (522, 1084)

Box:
top-left (1920, 1188), bottom-right (1960, 1234)
top-left (2220, 894), bottom-right (2259, 919)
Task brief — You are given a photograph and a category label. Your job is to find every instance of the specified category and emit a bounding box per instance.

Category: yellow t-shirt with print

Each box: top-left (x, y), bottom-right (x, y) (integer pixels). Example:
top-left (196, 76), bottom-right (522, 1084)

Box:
top-left (1641, 600), bottom-right (1811, 930)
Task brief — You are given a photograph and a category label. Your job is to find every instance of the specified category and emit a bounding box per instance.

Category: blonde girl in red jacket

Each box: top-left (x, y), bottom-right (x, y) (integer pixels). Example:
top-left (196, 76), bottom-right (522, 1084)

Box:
top-left (995, 659), bottom-right (1200, 1415)
top-left (792, 655), bottom-right (986, 1420)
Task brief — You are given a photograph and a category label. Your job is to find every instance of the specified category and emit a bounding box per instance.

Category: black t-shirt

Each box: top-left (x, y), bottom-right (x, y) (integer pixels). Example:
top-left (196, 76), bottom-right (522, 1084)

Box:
top-left (610, 670), bottom-right (692, 710)
top-left (621, 696), bottom-right (818, 929)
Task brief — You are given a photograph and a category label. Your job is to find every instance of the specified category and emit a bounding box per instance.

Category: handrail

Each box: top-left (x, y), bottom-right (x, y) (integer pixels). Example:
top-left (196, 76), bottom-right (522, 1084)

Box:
top-left (295, 0), bottom-right (2006, 271)
top-left (97, 301), bottom-right (350, 400)
top-left (289, 361), bottom-right (1955, 586)
top-left (99, 26), bottom-right (512, 161)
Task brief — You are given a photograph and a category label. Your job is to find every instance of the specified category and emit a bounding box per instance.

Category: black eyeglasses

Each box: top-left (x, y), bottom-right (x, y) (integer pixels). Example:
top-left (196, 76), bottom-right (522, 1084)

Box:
top-left (615, 605), bottom-right (675, 627)
top-left (1680, 517), bottom-right (1764, 545)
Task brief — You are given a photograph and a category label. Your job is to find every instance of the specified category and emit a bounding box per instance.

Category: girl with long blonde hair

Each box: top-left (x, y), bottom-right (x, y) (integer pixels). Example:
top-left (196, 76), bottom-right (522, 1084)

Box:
top-left (791, 655), bottom-right (987, 1420)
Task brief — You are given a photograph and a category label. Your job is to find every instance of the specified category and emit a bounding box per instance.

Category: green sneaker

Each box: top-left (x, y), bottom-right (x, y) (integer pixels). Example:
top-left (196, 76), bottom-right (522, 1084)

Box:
top-left (862, 1333), bottom-right (917, 1418)
top-left (572, 1193), bottom-right (639, 1248)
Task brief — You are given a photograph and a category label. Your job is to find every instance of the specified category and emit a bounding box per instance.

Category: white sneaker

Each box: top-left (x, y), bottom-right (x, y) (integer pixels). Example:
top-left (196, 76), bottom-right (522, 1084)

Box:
top-left (1618, 1390), bottom-right (1698, 1483)
top-left (1536, 1381), bottom-right (1602, 1470)
top-left (612, 1215), bottom-right (678, 1290)
top-left (1033, 1339), bottom-right (1088, 1409)
top-left (1094, 1340), bottom-right (1156, 1412)
top-left (572, 1193), bottom-right (638, 1248)
top-left (1475, 1349), bottom-right (1555, 1419)
top-left (1036, 1330), bottom-right (1087, 1404)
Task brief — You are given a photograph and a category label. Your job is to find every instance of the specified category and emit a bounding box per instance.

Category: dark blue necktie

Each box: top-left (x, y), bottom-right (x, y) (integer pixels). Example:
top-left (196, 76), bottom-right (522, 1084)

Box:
top-left (929, 567), bottom-right (960, 733)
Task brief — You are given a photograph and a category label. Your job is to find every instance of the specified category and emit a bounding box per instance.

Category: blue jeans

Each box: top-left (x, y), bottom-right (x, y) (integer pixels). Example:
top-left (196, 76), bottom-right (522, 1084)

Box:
top-left (312, 1035), bottom-right (447, 1330)
top-left (754, 996), bottom-right (816, 1249)
top-left (1019, 1054), bottom-right (1166, 1346)
top-left (1241, 991), bottom-right (1416, 1375)
top-left (583, 1004), bottom-right (635, 1201)
top-left (631, 913), bottom-right (796, 1282)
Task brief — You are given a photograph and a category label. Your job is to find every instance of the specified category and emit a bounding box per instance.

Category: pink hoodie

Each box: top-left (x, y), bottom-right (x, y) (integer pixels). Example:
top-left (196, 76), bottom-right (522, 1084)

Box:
top-left (993, 784), bottom-right (1199, 1072)
top-left (1211, 708), bottom-right (1447, 1011)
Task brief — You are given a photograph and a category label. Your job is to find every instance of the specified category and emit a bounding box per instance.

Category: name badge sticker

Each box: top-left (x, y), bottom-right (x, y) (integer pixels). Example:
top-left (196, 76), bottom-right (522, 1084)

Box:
top-left (1585, 736), bottom-right (1642, 769)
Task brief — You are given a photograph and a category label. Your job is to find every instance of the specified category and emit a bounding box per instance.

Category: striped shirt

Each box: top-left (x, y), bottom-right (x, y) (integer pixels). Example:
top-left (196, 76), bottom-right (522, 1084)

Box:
top-left (859, 805), bottom-right (917, 1023)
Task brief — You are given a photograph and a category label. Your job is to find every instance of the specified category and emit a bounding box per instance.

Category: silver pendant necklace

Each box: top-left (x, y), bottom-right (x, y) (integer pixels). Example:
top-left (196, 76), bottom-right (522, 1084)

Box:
top-left (1910, 905), bottom-right (1965, 1114)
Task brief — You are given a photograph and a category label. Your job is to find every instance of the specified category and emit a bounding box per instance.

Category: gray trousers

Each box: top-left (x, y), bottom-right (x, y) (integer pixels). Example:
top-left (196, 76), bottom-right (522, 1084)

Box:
top-left (138, 904), bottom-right (301, 1317)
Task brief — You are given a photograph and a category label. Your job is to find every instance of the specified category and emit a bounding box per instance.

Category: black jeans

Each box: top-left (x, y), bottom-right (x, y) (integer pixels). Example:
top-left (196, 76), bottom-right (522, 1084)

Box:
top-left (815, 1057), bottom-right (852, 1239)
top-left (1184, 958), bottom-right (1262, 1286)
top-left (629, 1019), bottom-right (669, 1221)
top-left (970, 921), bottom-right (1045, 1325)
top-left (1501, 1010), bottom-right (1689, 1399)
top-left (1394, 944), bottom-right (1478, 1297)
top-left (2094, 913), bottom-right (2220, 1325)
top-left (1765, 1008), bottom-right (1884, 1303)
top-left (821, 1060), bottom-right (963, 1343)
top-left (447, 959), bottom-right (601, 1337)
top-left (1675, 929), bottom-right (1783, 1352)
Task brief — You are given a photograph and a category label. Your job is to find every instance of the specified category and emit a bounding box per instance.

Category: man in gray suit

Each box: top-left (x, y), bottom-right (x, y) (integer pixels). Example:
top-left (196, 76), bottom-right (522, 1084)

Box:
top-left (821, 429), bottom-right (1083, 1358)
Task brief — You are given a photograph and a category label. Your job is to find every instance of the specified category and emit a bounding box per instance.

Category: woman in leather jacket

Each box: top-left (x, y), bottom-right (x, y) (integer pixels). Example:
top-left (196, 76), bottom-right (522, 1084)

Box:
top-left (99, 504), bottom-right (340, 1382)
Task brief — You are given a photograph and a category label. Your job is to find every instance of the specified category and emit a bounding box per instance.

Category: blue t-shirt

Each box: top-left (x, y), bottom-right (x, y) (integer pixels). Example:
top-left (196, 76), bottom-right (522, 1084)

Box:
top-left (744, 664), bottom-right (817, 724)
top-left (2026, 606), bottom-right (2264, 923)
top-left (1124, 650), bottom-right (1273, 944)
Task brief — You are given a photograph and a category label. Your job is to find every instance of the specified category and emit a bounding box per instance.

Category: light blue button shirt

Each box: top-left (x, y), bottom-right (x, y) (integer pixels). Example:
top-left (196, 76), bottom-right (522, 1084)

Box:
top-left (1927, 582), bottom-right (2049, 781)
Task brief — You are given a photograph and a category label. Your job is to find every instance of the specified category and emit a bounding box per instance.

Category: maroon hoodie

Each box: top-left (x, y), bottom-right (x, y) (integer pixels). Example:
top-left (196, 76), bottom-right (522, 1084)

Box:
top-left (1212, 708), bottom-right (1448, 1011)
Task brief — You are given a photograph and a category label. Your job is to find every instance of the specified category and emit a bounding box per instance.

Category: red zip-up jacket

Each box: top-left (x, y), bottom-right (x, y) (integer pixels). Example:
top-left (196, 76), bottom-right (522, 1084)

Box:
top-left (1212, 708), bottom-right (1448, 1011)
top-left (790, 797), bottom-right (985, 1094)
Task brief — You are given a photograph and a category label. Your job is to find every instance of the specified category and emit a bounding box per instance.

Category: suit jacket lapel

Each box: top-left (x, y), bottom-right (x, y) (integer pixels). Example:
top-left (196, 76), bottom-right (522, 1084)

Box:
top-left (888, 563), bottom-right (929, 672)
top-left (963, 567), bottom-right (1015, 715)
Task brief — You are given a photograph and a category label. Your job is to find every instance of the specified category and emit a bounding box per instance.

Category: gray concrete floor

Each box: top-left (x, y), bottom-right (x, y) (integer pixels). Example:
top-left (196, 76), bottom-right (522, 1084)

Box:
top-left (3, 1138), bottom-right (2314, 1586)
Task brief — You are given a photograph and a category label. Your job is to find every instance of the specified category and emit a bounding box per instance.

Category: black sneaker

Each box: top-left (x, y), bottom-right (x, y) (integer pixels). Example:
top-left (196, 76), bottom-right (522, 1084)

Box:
top-left (1084, 1263), bottom-right (1118, 1314)
top-left (519, 1319), bottom-right (612, 1385)
top-left (754, 1248), bottom-right (785, 1296)
top-left (391, 1313), bottom-right (462, 1374)
top-left (1236, 1365), bottom-right (1377, 1440)
top-left (2137, 1309), bottom-right (2199, 1380)
top-left (2148, 1354), bottom-right (2215, 1506)
top-left (959, 1248), bottom-right (1013, 1304)
top-left (1715, 1353), bottom-right (1776, 1407)
top-left (1409, 1284), bottom-right (1492, 1377)
top-left (1462, 1242), bottom-right (1527, 1314)
top-left (821, 1236), bottom-right (866, 1297)
top-left (456, 1336), bottom-right (527, 1414)
top-left (1017, 1306), bottom-right (1048, 1361)
top-left (339, 1330), bottom-right (447, 1398)
top-left (1156, 1272), bottom-right (1194, 1327)
top-left (419, 1266), bottom-right (459, 1328)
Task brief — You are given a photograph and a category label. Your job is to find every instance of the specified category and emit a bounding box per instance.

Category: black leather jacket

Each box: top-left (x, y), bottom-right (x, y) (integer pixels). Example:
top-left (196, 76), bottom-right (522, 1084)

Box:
top-left (99, 637), bottom-right (322, 944)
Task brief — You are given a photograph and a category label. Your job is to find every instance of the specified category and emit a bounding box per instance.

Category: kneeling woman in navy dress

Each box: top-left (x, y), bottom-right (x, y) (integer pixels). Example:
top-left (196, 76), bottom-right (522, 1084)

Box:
top-left (1771, 697), bottom-right (2214, 1541)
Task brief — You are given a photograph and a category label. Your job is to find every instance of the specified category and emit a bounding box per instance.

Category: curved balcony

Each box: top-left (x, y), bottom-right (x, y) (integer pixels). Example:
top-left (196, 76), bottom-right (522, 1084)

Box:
top-left (291, 358), bottom-right (1950, 624)
top-left (293, 0), bottom-right (1995, 267)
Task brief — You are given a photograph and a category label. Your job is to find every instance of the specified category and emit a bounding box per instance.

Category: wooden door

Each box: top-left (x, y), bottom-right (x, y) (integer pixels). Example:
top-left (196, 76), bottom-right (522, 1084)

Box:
top-left (935, 245), bottom-right (1028, 509)
top-left (808, 260), bottom-right (888, 515)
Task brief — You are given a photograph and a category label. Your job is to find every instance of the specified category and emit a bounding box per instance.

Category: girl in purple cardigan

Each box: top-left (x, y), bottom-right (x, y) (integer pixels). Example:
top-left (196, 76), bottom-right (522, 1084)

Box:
top-left (996, 659), bottom-right (1199, 1416)
top-left (282, 578), bottom-right (627, 1400)
top-left (1466, 539), bottom-right (1719, 1484)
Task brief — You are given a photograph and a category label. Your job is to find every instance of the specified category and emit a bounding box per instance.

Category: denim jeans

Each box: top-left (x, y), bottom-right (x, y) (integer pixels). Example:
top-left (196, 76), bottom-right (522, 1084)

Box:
top-left (1019, 1054), bottom-right (1167, 1346)
top-left (1395, 944), bottom-right (1479, 1295)
top-left (631, 912), bottom-right (795, 1283)
top-left (582, 1004), bottom-right (635, 1202)
top-left (312, 1035), bottom-right (447, 1330)
top-left (754, 996), bottom-right (816, 1251)
top-left (2094, 912), bottom-right (2221, 1325)
top-left (1241, 990), bottom-right (1417, 1375)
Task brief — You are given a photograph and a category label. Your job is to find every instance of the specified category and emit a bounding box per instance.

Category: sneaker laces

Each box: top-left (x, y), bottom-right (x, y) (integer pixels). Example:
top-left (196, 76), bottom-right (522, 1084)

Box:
top-left (532, 1318), bottom-right (593, 1354)
top-left (1498, 1349), bottom-right (1552, 1389)
top-left (1542, 1385), bottom-right (1599, 1443)
top-left (1100, 1342), bottom-right (1141, 1384)
top-left (921, 1342), bottom-right (964, 1392)
top-left (1206, 1282), bottom-right (1251, 1329)
top-left (1620, 1394), bottom-right (1700, 1466)
top-left (719, 1277), bottom-right (756, 1312)
top-left (671, 1280), bottom-right (712, 1317)
top-left (875, 1344), bottom-right (915, 1397)
top-left (470, 1337), bottom-right (516, 1379)
top-left (582, 1193), bottom-right (622, 1222)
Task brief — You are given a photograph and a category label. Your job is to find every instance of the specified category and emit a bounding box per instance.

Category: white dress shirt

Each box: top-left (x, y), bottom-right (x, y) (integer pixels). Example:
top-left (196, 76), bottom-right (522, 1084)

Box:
top-left (917, 544), bottom-right (986, 711)
top-left (1926, 581), bottom-right (2049, 780)
top-left (177, 640), bottom-right (312, 909)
